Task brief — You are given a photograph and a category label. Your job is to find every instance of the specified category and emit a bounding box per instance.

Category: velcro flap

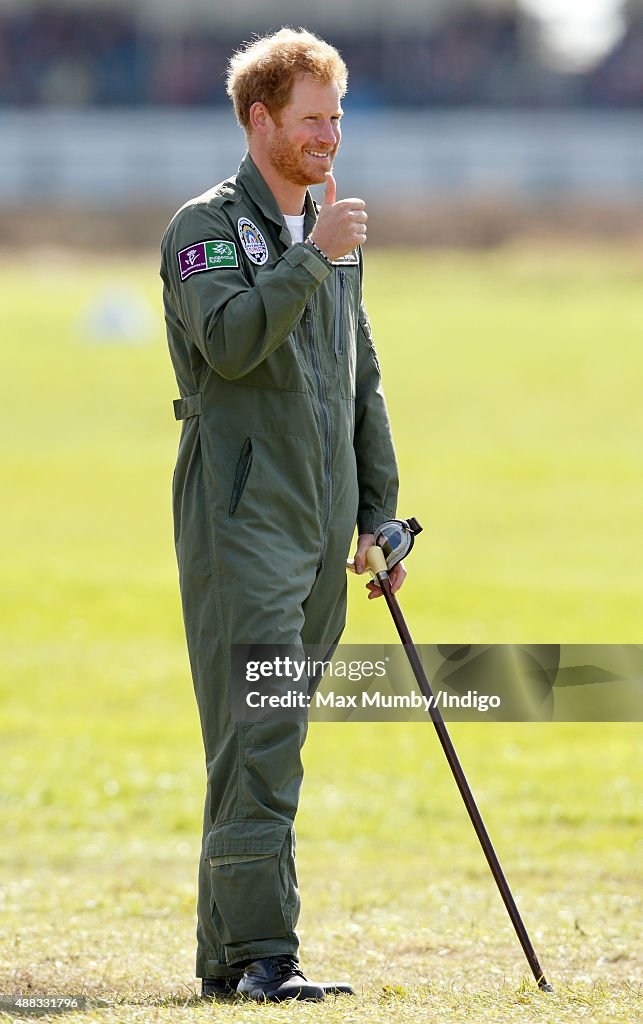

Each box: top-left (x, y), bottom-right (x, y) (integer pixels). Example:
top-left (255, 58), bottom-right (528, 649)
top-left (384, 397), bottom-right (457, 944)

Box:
top-left (205, 818), bottom-right (290, 859)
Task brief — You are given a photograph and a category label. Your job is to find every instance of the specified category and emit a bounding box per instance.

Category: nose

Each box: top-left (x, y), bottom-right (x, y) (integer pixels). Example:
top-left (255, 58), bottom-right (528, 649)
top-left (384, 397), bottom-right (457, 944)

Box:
top-left (317, 118), bottom-right (339, 147)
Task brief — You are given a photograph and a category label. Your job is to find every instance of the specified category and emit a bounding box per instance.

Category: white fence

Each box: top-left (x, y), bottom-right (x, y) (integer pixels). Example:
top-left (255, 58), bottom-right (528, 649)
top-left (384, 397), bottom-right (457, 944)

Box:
top-left (1, 109), bottom-right (642, 205)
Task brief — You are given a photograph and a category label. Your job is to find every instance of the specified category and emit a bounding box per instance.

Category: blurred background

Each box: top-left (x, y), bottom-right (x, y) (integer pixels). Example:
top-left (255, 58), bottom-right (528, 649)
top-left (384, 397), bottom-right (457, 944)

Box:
top-left (1, 0), bottom-right (643, 246)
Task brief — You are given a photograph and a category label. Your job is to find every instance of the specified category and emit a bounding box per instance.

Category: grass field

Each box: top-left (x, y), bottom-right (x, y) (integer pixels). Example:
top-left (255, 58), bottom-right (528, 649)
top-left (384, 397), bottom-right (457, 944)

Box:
top-left (0, 246), bottom-right (641, 1023)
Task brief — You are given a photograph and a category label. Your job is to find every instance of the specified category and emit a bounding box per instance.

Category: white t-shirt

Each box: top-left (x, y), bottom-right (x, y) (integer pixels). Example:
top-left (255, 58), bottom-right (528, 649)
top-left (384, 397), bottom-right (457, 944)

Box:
top-left (283, 213), bottom-right (305, 244)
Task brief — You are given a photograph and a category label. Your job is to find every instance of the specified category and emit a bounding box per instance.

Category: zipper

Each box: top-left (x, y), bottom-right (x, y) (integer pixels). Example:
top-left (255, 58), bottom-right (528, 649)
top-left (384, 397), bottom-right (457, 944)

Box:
top-left (305, 300), bottom-right (333, 567)
top-left (229, 437), bottom-right (253, 517)
top-left (334, 269), bottom-right (345, 356)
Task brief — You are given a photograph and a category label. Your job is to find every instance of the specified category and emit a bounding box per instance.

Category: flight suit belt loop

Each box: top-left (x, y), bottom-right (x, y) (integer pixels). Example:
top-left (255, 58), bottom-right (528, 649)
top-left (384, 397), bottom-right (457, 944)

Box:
top-left (173, 392), bottom-right (202, 420)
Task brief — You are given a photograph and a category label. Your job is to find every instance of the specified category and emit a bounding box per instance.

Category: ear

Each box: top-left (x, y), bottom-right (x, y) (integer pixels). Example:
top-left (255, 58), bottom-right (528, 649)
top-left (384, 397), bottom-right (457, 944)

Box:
top-left (249, 101), bottom-right (271, 134)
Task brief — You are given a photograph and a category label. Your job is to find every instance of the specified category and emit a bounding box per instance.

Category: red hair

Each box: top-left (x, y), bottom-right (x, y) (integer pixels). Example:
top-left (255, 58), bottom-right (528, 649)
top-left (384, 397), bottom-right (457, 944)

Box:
top-left (227, 27), bottom-right (348, 132)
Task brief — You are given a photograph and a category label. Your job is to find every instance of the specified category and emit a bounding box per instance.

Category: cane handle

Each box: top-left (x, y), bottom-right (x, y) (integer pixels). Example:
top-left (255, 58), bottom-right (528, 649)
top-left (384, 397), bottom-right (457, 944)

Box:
top-left (366, 545), bottom-right (388, 576)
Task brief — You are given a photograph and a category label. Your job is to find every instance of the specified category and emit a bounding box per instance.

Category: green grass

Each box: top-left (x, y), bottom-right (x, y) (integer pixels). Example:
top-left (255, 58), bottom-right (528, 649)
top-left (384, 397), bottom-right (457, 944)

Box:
top-left (0, 247), bottom-right (641, 1023)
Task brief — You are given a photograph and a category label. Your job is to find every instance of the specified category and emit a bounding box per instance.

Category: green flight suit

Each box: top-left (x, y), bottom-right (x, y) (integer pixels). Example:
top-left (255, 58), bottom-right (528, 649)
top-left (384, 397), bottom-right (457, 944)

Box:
top-left (160, 153), bottom-right (398, 977)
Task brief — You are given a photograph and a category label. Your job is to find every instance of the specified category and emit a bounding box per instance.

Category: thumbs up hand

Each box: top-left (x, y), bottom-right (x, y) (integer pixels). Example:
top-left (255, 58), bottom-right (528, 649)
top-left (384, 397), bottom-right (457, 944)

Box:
top-left (308, 172), bottom-right (367, 262)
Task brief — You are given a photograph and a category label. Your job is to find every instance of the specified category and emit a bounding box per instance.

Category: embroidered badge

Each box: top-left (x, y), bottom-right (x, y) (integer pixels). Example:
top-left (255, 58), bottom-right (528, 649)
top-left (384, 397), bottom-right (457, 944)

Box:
top-left (237, 218), bottom-right (269, 266)
top-left (178, 240), bottom-right (238, 281)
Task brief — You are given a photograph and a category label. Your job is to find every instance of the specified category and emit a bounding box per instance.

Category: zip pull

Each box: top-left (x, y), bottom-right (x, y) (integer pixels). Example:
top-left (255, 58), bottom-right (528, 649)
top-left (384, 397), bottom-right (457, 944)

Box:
top-left (304, 300), bottom-right (312, 323)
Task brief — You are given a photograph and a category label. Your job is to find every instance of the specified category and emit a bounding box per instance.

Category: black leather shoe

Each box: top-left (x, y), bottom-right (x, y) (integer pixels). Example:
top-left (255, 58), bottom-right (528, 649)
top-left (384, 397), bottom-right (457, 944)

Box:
top-left (237, 955), bottom-right (325, 1002)
top-left (200, 975), bottom-right (242, 1000)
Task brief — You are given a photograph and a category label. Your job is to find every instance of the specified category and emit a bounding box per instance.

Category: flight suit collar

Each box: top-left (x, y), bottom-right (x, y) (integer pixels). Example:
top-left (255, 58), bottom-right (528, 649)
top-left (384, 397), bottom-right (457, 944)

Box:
top-left (236, 152), bottom-right (317, 248)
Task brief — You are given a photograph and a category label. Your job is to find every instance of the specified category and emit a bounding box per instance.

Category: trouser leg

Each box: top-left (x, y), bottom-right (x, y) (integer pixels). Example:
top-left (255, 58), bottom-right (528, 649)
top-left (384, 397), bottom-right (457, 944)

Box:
top-left (188, 597), bottom-right (312, 969)
top-left (199, 542), bottom-right (351, 967)
top-left (203, 714), bottom-right (307, 966)
top-left (192, 650), bottom-right (307, 970)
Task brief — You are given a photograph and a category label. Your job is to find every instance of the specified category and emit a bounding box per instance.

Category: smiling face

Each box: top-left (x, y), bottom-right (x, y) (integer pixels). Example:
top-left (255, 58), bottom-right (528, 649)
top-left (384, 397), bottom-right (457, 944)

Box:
top-left (258, 75), bottom-right (343, 188)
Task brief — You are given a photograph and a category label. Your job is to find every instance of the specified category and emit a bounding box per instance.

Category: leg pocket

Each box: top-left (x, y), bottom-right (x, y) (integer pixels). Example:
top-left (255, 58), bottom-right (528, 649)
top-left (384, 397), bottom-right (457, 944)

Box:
top-left (206, 819), bottom-right (294, 946)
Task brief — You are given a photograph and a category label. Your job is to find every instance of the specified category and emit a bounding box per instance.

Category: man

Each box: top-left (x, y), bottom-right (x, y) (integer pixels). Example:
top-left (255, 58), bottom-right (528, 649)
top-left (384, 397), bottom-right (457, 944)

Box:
top-left (160, 27), bottom-right (404, 1003)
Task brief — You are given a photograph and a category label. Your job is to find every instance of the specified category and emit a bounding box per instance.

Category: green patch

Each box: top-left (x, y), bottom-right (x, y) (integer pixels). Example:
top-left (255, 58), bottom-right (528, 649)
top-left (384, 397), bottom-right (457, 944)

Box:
top-left (204, 239), bottom-right (237, 268)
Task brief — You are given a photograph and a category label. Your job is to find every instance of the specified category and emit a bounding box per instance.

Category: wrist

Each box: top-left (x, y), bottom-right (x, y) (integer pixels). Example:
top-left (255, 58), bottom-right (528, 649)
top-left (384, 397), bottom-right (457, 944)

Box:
top-left (305, 235), bottom-right (332, 265)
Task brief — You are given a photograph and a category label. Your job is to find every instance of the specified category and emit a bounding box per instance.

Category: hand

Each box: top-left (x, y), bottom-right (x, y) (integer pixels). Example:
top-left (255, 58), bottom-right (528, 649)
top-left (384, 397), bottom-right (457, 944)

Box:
top-left (352, 533), bottom-right (407, 601)
top-left (308, 172), bottom-right (367, 261)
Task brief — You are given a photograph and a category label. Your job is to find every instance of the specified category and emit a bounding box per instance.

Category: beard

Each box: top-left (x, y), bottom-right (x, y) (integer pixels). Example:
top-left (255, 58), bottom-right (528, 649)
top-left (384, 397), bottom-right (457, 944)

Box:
top-left (267, 126), bottom-right (337, 187)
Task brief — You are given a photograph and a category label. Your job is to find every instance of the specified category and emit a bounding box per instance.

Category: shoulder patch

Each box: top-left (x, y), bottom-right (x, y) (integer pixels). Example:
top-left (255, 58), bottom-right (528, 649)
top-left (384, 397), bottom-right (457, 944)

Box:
top-left (237, 217), bottom-right (269, 266)
top-left (178, 240), bottom-right (238, 281)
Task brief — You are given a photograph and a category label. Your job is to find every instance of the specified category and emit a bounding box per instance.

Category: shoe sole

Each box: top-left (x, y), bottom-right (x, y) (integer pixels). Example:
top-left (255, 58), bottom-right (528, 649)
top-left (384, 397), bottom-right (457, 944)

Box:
top-left (238, 988), bottom-right (325, 1002)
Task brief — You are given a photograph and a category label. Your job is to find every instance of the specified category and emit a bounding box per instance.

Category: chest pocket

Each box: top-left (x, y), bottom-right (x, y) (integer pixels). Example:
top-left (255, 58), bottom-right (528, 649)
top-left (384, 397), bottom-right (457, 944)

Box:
top-left (334, 267), bottom-right (359, 400)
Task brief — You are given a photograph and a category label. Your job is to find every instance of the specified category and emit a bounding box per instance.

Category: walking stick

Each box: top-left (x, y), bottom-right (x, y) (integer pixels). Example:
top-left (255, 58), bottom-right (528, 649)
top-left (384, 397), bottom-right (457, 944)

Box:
top-left (353, 522), bottom-right (553, 992)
